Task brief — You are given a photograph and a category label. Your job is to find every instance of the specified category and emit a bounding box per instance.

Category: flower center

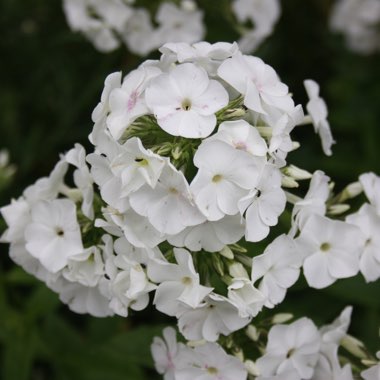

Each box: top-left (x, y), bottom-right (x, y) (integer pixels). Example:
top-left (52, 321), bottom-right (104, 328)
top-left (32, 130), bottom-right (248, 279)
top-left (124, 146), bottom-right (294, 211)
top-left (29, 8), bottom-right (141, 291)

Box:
top-left (169, 187), bottom-right (179, 195)
top-left (181, 276), bottom-right (192, 285)
top-left (207, 367), bottom-right (218, 375)
top-left (234, 141), bottom-right (247, 151)
top-left (320, 242), bottom-right (331, 252)
top-left (212, 174), bottom-right (223, 183)
top-left (134, 157), bottom-right (148, 166)
top-left (127, 90), bottom-right (139, 111)
top-left (181, 99), bottom-right (192, 111)
top-left (55, 227), bottom-right (65, 237)
top-left (286, 348), bottom-right (295, 358)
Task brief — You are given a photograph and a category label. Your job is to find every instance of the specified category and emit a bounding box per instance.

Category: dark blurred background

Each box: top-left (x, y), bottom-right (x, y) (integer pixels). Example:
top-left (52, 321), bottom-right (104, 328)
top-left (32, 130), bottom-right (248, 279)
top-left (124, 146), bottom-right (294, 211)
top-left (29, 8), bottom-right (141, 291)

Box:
top-left (0, 0), bottom-right (379, 379)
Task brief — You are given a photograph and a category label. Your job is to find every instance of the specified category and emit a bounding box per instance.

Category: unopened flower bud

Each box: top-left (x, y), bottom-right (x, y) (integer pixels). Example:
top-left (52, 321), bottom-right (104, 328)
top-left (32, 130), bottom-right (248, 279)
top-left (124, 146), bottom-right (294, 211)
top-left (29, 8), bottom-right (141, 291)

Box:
top-left (234, 349), bottom-right (244, 362)
top-left (246, 325), bottom-right (260, 342)
top-left (291, 141), bottom-right (300, 151)
top-left (187, 339), bottom-right (206, 347)
top-left (219, 246), bottom-right (234, 259)
top-left (272, 313), bottom-right (293, 324)
top-left (181, 0), bottom-right (197, 11)
top-left (171, 146), bottom-right (182, 160)
top-left (212, 253), bottom-right (225, 277)
top-left (341, 335), bottom-right (367, 359)
top-left (0, 150), bottom-right (9, 168)
top-left (234, 252), bottom-right (252, 267)
top-left (282, 175), bottom-right (299, 188)
top-left (328, 204), bottom-right (350, 215)
top-left (256, 126), bottom-right (272, 138)
top-left (362, 359), bottom-right (378, 366)
top-left (229, 262), bottom-right (249, 279)
top-left (245, 360), bottom-right (260, 376)
top-left (283, 165), bottom-right (312, 180)
top-left (226, 108), bottom-right (246, 118)
top-left (338, 181), bottom-right (363, 202)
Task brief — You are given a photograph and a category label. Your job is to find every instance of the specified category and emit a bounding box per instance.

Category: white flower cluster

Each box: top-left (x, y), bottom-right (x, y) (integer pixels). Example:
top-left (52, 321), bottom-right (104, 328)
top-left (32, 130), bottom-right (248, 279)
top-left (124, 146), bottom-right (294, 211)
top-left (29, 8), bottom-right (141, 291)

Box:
top-left (330, 0), bottom-right (380, 54)
top-left (1, 41), bottom-right (379, 378)
top-left (232, 0), bottom-right (281, 53)
top-left (62, 0), bottom-right (204, 54)
top-left (152, 307), bottom-right (378, 380)
top-left (62, 0), bottom-right (281, 55)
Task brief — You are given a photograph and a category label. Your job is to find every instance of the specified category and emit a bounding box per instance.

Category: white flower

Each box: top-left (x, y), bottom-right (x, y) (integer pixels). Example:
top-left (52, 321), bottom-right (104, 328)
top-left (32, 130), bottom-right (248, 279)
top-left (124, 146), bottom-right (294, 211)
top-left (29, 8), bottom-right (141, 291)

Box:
top-left (151, 327), bottom-right (189, 380)
top-left (51, 277), bottom-right (113, 317)
top-left (177, 292), bottom-right (251, 342)
top-left (160, 41), bottom-right (239, 77)
top-left (108, 137), bottom-right (166, 195)
top-left (155, 2), bottom-right (205, 47)
top-left (191, 139), bottom-right (263, 221)
top-left (346, 204), bottom-right (380, 282)
top-left (23, 158), bottom-right (68, 203)
top-left (312, 346), bottom-right (354, 380)
top-left (218, 54), bottom-right (295, 124)
top-left (63, 246), bottom-right (104, 287)
top-left (147, 248), bottom-right (213, 316)
top-left (313, 307), bottom-right (354, 380)
top-left (62, 0), bottom-right (133, 53)
top-left (257, 317), bottom-right (320, 379)
top-left (101, 236), bottom-right (157, 317)
top-left (0, 198), bottom-right (30, 243)
top-left (330, 0), bottom-right (380, 54)
top-left (304, 79), bottom-right (335, 156)
top-left (24, 199), bottom-right (83, 273)
top-left (97, 206), bottom-right (165, 249)
top-left (233, 0), bottom-right (281, 53)
top-left (361, 352), bottom-right (380, 380)
top-left (168, 214), bottom-right (245, 252)
top-left (239, 164), bottom-right (286, 242)
top-left (228, 277), bottom-right (266, 318)
top-left (145, 63), bottom-right (229, 138)
top-left (290, 170), bottom-right (330, 236)
top-left (359, 172), bottom-right (380, 214)
top-left (209, 120), bottom-right (268, 157)
top-left (91, 71), bottom-right (122, 123)
top-left (129, 163), bottom-right (205, 235)
top-left (298, 215), bottom-right (365, 289)
top-left (176, 342), bottom-right (248, 380)
top-left (65, 143), bottom-right (94, 219)
top-left (108, 265), bottom-right (155, 316)
top-left (251, 234), bottom-right (303, 308)
top-left (107, 66), bottom-right (161, 140)
top-left (122, 9), bottom-right (156, 56)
